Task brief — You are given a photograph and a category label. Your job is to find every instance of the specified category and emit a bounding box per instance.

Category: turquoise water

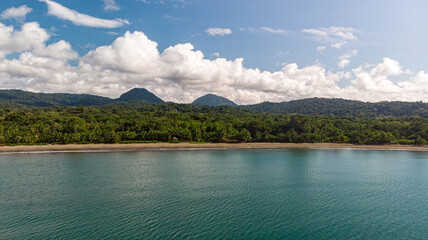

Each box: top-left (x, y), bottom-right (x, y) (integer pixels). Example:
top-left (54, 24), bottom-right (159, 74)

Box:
top-left (1, 150), bottom-right (428, 239)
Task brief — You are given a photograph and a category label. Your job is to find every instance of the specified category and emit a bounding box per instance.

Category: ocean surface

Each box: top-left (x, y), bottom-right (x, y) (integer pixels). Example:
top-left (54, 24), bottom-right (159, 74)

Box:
top-left (1, 149), bottom-right (427, 239)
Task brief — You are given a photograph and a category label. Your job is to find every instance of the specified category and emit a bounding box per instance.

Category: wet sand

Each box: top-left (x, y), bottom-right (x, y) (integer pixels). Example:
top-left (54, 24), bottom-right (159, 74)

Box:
top-left (0, 142), bottom-right (427, 153)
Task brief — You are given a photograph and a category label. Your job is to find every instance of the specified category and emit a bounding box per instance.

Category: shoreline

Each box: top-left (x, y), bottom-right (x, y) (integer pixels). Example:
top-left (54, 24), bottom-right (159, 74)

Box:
top-left (0, 143), bottom-right (427, 154)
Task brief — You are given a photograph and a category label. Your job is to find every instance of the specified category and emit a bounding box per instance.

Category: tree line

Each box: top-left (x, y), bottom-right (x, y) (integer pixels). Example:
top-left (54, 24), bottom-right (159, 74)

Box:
top-left (0, 104), bottom-right (426, 145)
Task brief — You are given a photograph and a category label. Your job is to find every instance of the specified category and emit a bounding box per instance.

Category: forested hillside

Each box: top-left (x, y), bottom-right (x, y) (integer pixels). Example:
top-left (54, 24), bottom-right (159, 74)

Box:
top-left (245, 98), bottom-right (428, 117)
top-left (0, 104), bottom-right (426, 145)
top-left (0, 88), bottom-right (165, 107)
top-left (0, 90), bottom-right (112, 107)
top-left (192, 94), bottom-right (238, 107)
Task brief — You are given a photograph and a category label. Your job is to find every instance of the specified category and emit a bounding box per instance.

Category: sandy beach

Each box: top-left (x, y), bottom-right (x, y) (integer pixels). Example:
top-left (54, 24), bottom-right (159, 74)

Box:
top-left (0, 142), bottom-right (427, 153)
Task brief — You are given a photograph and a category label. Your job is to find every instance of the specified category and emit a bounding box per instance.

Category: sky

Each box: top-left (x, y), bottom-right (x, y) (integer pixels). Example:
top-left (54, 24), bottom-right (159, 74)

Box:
top-left (0, 0), bottom-right (426, 104)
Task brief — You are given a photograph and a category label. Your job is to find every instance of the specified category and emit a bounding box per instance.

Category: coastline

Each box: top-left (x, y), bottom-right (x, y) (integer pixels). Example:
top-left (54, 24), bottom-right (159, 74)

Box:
top-left (0, 142), bottom-right (427, 154)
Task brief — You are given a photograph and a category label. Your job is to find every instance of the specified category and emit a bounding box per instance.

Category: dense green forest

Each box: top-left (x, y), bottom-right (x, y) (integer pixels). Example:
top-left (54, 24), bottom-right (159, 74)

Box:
top-left (0, 104), bottom-right (426, 145)
top-left (245, 98), bottom-right (428, 117)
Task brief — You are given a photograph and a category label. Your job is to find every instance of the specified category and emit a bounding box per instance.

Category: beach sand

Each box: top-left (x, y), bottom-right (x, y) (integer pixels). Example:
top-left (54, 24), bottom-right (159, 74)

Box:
top-left (0, 142), bottom-right (427, 153)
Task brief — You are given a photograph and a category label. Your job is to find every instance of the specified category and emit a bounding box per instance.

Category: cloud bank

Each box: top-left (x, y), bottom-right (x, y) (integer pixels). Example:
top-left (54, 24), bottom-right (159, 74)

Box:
top-left (0, 22), bottom-right (427, 104)
top-left (39, 0), bottom-right (128, 28)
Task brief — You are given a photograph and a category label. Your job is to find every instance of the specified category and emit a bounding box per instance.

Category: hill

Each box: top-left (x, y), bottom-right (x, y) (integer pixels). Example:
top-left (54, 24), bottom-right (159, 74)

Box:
top-left (0, 88), bottom-right (166, 107)
top-left (192, 94), bottom-right (237, 107)
top-left (0, 89), bottom-right (112, 107)
top-left (245, 98), bottom-right (428, 117)
top-left (117, 88), bottom-right (165, 104)
top-left (0, 89), bottom-right (426, 118)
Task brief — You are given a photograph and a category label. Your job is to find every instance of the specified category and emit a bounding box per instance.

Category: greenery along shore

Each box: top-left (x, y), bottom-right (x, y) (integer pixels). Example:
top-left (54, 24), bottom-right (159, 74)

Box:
top-left (0, 103), bottom-right (426, 146)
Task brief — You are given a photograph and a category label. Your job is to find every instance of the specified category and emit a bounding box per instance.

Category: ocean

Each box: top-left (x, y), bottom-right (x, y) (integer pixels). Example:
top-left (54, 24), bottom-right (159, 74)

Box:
top-left (1, 149), bottom-right (427, 239)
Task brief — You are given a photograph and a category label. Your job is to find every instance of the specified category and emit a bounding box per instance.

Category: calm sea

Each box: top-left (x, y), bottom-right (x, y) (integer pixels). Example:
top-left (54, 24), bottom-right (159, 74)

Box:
top-left (1, 149), bottom-right (427, 239)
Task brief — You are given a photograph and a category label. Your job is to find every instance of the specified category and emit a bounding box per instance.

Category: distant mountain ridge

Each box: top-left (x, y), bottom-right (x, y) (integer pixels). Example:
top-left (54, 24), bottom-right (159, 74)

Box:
top-left (192, 94), bottom-right (237, 107)
top-left (0, 89), bottom-right (112, 107)
top-left (0, 89), bottom-right (426, 117)
top-left (0, 88), bottom-right (164, 107)
top-left (244, 98), bottom-right (428, 117)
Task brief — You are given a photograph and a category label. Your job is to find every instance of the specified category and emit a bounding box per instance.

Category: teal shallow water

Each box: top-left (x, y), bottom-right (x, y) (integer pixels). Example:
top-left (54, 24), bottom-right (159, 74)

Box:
top-left (1, 150), bottom-right (428, 239)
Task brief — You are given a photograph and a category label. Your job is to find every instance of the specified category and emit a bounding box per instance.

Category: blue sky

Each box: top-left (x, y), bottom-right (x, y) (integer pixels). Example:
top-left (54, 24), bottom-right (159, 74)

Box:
top-left (0, 0), bottom-right (426, 103)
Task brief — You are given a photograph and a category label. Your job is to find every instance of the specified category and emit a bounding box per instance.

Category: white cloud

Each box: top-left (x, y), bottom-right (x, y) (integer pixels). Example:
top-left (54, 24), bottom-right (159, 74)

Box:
top-left (316, 46), bottom-right (326, 53)
top-left (303, 26), bottom-right (357, 42)
top-left (304, 26), bottom-right (358, 52)
top-left (349, 58), bottom-right (403, 94)
top-left (240, 27), bottom-right (287, 35)
top-left (34, 40), bottom-right (78, 60)
top-left (331, 41), bottom-right (346, 49)
top-left (337, 49), bottom-right (357, 69)
top-left (212, 52), bottom-right (220, 57)
top-left (205, 28), bottom-right (232, 36)
top-left (139, 0), bottom-right (188, 7)
top-left (239, 27), bottom-right (257, 33)
top-left (0, 22), bottom-right (427, 104)
top-left (0, 22), bottom-right (50, 58)
top-left (39, 0), bottom-right (129, 28)
top-left (1, 5), bottom-right (33, 22)
top-left (103, 0), bottom-right (120, 11)
top-left (260, 27), bottom-right (286, 34)
top-left (275, 51), bottom-right (290, 57)
top-left (338, 59), bottom-right (350, 69)
top-left (82, 31), bottom-right (160, 74)
top-left (340, 49), bottom-right (358, 59)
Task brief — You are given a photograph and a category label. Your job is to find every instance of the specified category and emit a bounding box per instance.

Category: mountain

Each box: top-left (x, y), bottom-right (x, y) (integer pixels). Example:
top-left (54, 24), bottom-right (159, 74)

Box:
top-left (245, 98), bottom-right (428, 117)
top-left (117, 88), bottom-right (165, 104)
top-left (0, 89), bottom-right (426, 118)
top-left (192, 94), bottom-right (237, 107)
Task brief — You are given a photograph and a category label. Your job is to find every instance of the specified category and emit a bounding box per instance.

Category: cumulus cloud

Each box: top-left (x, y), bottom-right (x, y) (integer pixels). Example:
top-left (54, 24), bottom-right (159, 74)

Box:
top-left (103, 0), bottom-right (120, 11)
top-left (39, 0), bottom-right (128, 28)
top-left (0, 22), bottom-right (50, 58)
top-left (348, 58), bottom-right (403, 94)
top-left (34, 40), bottom-right (78, 60)
top-left (82, 31), bottom-right (160, 74)
top-left (0, 22), bottom-right (427, 104)
top-left (205, 28), bottom-right (232, 36)
top-left (1, 5), bottom-right (33, 22)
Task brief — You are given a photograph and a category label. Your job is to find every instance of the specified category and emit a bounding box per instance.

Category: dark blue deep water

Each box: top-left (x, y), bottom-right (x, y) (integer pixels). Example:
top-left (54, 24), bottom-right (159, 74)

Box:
top-left (1, 150), bottom-right (428, 239)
